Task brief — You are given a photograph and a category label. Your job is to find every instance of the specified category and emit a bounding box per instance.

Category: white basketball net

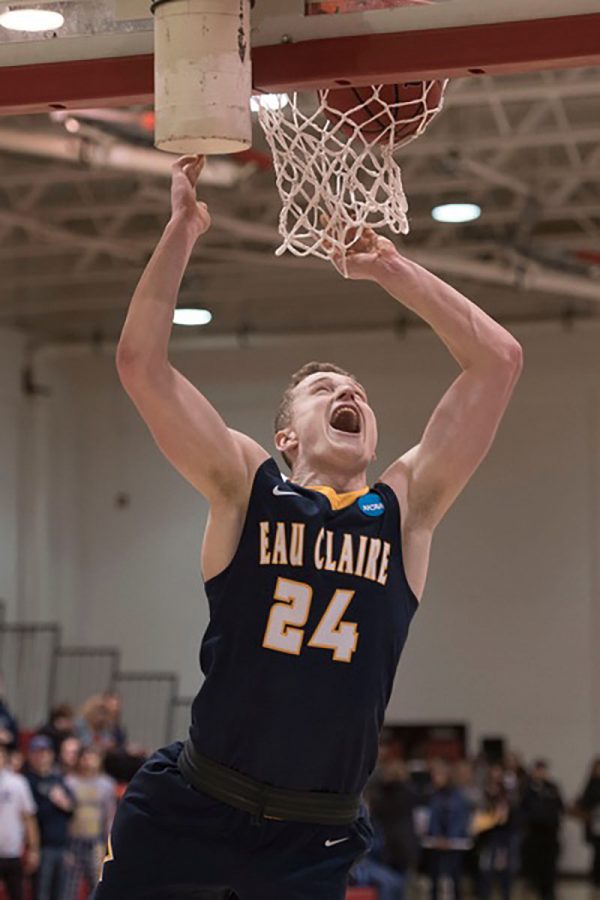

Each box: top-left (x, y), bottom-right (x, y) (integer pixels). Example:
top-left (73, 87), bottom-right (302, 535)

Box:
top-left (258, 82), bottom-right (447, 267)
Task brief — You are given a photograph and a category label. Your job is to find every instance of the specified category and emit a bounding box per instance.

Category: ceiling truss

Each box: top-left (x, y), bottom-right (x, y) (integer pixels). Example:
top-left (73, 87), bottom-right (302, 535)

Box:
top-left (0, 68), bottom-right (599, 343)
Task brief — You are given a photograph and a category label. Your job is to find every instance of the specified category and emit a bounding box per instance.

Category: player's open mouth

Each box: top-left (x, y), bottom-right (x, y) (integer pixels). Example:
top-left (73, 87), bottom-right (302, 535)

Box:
top-left (329, 404), bottom-right (361, 435)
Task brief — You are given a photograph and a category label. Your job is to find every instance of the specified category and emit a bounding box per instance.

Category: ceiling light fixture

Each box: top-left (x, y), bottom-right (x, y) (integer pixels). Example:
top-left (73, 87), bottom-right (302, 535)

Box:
top-left (173, 308), bottom-right (213, 327)
top-left (432, 203), bottom-right (482, 224)
top-left (0, 7), bottom-right (65, 31)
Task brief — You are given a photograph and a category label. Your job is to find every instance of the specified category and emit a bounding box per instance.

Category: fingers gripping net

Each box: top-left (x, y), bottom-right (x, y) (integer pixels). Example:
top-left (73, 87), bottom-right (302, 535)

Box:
top-left (258, 82), bottom-right (447, 264)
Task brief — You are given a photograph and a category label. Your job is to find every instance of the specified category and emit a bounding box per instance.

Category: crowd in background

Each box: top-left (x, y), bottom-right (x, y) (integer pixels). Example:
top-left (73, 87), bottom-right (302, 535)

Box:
top-left (351, 730), bottom-right (600, 900)
top-left (3, 673), bottom-right (600, 900)
top-left (0, 673), bottom-right (147, 900)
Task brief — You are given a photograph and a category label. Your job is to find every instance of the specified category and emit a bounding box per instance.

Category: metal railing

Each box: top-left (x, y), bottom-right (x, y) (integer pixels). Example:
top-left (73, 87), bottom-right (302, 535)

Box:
top-left (169, 695), bottom-right (194, 743)
top-left (52, 646), bottom-right (120, 709)
top-left (0, 608), bottom-right (194, 753)
top-left (114, 671), bottom-right (179, 752)
top-left (0, 624), bottom-right (60, 729)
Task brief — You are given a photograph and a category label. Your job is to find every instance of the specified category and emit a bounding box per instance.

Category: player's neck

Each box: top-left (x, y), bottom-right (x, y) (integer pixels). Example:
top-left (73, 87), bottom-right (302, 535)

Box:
top-left (290, 462), bottom-right (367, 494)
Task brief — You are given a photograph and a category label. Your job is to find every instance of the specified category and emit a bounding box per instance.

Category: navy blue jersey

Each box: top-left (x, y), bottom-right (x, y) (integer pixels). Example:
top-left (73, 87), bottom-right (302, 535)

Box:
top-left (190, 457), bottom-right (418, 794)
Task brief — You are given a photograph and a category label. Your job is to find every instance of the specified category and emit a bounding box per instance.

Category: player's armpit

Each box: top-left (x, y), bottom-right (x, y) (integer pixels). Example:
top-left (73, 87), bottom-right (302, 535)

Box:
top-left (117, 361), bottom-right (269, 505)
top-left (382, 357), bottom-right (521, 530)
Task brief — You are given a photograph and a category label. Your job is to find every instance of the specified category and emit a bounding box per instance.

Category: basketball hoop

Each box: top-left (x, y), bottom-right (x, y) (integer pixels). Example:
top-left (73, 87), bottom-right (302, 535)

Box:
top-left (258, 81), bottom-right (448, 269)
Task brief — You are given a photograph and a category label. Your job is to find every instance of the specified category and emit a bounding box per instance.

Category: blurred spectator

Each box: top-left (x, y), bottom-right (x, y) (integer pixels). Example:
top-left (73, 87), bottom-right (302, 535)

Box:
top-left (454, 760), bottom-right (481, 892)
top-left (521, 760), bottom-right (563, 900)
top-left (575, 756), bottom-right (600, 889)
top-left (503, 752), bottom-right (527, 799)
top-left (0, 672), bottom-right (19, 751)
top-left (99, 691), bottom-right (149, 785)
top-left (350, 855), bottom-right (407, 900)
top-left (101, 692), bottom-right (127, 752)
top-left (56, 737), bottom-right (81, 775)
top-left (473, 767), bottom-right (515, 900)
top-left (58, 737), bottom-right (82, 777)
top-left (8, 750), bottom-right (25, 775)
top-left (424, 761), bottom-right (472, 900)
top-left (367, 758), bottom-right (419, 897)
top-left (0, 739), bottom-right (40, 900)
top-left (74, 695), bottom-right (113, 751)
top-left (455, 760), bottom-right (481, 810)
top-left (63, 747), bottom-right (117, 900)
top-left (37, 705), bottom-right (75, 756)
top-left (25, 735), bottom-right (75, 900)
top-left (502, 753), bottom-right (526, 882)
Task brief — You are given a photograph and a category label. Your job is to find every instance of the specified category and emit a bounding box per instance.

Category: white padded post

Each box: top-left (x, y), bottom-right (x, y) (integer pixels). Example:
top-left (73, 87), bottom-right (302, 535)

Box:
top-left (153, 0), bottom-right (252, 155)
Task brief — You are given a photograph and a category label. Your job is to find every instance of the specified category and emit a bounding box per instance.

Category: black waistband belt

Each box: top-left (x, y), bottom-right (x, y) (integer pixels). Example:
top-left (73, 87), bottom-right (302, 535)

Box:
top-left (177, 739), bottom-right (360, 826)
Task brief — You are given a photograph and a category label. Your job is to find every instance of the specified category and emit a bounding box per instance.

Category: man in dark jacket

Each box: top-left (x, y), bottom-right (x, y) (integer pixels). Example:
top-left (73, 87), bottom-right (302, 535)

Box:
top-left (37, 706), bottom-right (75, 756)
top-left (358, 755), bottom-right (420, 900)
top-left (25, 735), bottom-right (76, 900)
top-left (368, 759), bottom-right (419, 875)
top-left (521, 760), bottom-right (564, 900)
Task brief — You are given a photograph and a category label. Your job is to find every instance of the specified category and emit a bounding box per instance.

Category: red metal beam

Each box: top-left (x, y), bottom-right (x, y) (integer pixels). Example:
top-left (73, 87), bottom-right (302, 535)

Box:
top-left (0, 54), bottom-right (154, 116)
top-left (255, 13), bottom-right (600, 91)
top-left (0, 14), bottom-right (599, 115)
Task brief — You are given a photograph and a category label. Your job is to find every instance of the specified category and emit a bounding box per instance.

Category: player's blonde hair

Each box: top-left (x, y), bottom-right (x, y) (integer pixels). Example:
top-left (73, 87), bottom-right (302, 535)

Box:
top-left (275, 361), bottom-right (355, 468)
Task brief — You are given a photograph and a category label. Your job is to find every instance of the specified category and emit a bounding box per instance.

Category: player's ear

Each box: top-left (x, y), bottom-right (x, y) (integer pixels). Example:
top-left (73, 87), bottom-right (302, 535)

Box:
top-left (275, 427), bottom-right (298, 457)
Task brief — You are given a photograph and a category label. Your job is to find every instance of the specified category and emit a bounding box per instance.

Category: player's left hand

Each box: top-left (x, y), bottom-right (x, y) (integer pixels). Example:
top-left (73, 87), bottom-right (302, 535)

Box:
top-left (326, 223), bottom-right (398, 281)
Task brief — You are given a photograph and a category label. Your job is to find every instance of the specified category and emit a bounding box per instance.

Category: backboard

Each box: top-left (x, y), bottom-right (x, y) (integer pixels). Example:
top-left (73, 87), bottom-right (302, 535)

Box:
top-left (0, 0), bottom-right (599, 115)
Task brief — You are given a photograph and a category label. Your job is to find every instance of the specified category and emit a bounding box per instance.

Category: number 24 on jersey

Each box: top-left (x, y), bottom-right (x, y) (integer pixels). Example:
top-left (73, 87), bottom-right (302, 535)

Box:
top-left (262, 577), bottom-right (358, 663)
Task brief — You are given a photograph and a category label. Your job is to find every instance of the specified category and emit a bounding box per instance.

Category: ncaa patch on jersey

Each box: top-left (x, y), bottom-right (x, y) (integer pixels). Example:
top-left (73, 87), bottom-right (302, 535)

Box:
top-left (358, 492), bottom-right (385, 517)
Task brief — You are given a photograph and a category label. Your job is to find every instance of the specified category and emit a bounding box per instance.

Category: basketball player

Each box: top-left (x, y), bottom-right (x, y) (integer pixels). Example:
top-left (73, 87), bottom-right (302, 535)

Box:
top-left (96, 155), bottom-right (522, 900)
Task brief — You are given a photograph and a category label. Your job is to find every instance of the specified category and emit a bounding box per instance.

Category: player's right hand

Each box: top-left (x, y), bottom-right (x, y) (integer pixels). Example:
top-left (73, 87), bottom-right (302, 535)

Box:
top-left (170, 155), bottom-right (211, 236)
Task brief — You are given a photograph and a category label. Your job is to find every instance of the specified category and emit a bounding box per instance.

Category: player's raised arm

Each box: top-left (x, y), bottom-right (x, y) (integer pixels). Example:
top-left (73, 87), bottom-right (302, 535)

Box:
top-left (116, 155), bottom-right (268, 506)
top-left (332, 230), bottom-right (523, 531)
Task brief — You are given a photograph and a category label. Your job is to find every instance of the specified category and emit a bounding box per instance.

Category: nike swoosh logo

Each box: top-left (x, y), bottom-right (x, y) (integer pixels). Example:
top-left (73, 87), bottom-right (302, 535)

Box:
top-left (324, 837), bottom-right (350, 847)
top-left (273, 485), bottom-right (298, 497)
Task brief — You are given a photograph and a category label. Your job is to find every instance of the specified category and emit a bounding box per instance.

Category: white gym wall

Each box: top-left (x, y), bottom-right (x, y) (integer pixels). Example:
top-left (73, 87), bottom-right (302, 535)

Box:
top-left (8, 317), bottom-right (600, 871)
top-left (0, 327), bottom-right (26, 622)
